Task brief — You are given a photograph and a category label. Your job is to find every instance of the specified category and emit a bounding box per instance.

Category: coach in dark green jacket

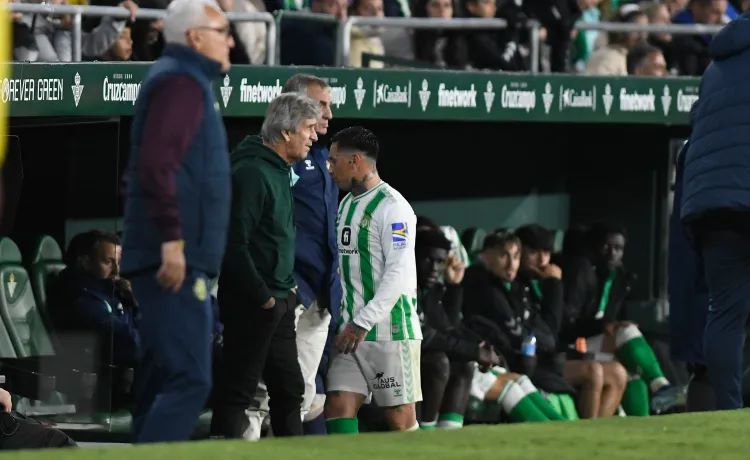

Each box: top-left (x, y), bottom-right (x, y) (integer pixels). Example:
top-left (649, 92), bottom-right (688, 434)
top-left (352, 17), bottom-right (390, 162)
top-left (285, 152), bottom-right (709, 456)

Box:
top-left (211, 93), bottom-right (320, 439)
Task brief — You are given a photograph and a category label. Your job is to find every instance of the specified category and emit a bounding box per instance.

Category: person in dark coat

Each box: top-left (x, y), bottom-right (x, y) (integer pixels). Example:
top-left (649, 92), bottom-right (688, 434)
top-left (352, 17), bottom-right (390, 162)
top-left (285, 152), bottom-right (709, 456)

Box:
top-left (120, 0), bottom-right (234, 443)
top-left (412, 0), bottom-right (469, 69)
top-left (210, 93), bottom-right (320, 439)
top-left (680, 11), bottom-right (750, 409)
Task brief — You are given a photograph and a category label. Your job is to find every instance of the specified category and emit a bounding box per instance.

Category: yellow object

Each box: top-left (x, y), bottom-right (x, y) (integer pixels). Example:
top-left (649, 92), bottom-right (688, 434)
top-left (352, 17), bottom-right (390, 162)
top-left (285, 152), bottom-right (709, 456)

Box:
top-left (193, 278), bottom-right (208, 302)
top-left (67, 0), bottom-right (89, 5)
top-left (0, 0), bottom-right (9, 168)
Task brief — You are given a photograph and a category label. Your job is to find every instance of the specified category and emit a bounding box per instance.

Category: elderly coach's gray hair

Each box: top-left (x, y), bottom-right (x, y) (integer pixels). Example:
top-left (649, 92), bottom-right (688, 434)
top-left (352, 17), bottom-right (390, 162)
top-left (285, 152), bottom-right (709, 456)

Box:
top-left (163, 0), bottom-right (223, 46)
top-left (261, 93), bottom-right (321, 145)
top-left (282, 74), bottom-right (329, 94)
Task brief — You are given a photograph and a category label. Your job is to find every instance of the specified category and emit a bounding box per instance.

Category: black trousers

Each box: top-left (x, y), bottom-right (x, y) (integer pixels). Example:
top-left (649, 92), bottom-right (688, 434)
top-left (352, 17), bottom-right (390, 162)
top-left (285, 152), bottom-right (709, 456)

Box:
top-left (0, 412), bottom-right (76, 450)
top-left (211, 293), bottom-right (304, 438)
top-left (419, 351), bottom-right (473, 423)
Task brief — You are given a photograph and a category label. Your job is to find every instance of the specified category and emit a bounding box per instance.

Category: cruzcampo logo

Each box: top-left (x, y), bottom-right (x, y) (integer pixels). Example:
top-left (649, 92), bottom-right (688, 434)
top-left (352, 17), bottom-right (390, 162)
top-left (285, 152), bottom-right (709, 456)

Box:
top-left (71, 72), bottom-right (84, 107)
top-left (220, 74), bottom-right (233, 108)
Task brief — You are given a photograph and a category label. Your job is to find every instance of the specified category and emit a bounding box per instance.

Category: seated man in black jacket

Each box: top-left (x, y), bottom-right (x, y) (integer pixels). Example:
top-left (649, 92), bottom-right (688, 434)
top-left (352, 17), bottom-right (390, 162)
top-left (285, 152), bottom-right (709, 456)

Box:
top-left (516, 224), bottom-right (626, 419)
top-left (47, 230), bottom-right (140, 407)
top-left (462, 232), bottom-right (569, 422)
top-left (416, 229), bottom-right (499, 430)
top-left (561, 223), bottom-right (676, 416)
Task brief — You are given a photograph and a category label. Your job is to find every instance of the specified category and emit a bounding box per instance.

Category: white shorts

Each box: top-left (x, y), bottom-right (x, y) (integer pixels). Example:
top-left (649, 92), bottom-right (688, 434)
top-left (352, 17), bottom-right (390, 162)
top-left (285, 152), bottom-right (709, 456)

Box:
top-left (327, 340), bottom-right (422, 407)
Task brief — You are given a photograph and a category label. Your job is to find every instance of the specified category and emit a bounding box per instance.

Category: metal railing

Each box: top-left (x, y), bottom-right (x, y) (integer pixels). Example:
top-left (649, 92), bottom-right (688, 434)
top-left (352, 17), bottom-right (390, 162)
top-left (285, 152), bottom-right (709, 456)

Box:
top-left (5, 3), bottom-right (277, 64)
top-left (336, 16), bottom-right (508, 68)
top-left (573, 21), bottom-right (725, 35)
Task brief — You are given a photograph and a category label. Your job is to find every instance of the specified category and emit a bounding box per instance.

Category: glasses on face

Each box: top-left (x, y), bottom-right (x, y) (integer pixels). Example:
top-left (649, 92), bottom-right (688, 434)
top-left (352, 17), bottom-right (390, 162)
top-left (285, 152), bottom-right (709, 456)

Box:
top-left (192, 25), bottom-right (232, 38)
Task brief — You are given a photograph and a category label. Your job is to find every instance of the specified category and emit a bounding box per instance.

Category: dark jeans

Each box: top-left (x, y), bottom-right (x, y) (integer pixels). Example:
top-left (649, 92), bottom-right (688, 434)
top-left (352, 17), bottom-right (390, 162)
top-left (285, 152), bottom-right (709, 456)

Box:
top-left (700, 230), bottom-right (750, 409)
top-left (419, 351), bottom-right (473, 422)
top-left (130, 270), bottom-right (213, 443)
top-left (211, 292), bottom-right (304, 438)
top-left (0, 412), bottom-right (76, 449)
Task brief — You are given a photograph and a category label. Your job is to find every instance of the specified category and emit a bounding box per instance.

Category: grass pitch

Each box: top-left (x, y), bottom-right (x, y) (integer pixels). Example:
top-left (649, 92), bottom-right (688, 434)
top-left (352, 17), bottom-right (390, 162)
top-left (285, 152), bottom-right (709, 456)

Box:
top-left (5, 409), bottom-right (748, 459)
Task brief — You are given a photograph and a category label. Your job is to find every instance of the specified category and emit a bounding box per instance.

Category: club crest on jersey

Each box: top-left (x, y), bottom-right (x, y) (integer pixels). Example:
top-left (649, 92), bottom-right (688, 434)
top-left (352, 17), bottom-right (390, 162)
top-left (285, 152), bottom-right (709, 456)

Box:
top-left (360, 213), bottom-right (372, 229)
top-left (391, 222), bottom-right (408, 249)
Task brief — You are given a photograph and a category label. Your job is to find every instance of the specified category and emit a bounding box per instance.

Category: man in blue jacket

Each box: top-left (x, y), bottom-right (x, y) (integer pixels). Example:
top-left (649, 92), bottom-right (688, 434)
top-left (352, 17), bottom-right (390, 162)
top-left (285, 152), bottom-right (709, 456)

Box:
top-left (120, 0), bottom-right (233, 443)
top-left (680, 12), bottom-right (750, 410)
top-left (244, 74), bottom-right (341, 438)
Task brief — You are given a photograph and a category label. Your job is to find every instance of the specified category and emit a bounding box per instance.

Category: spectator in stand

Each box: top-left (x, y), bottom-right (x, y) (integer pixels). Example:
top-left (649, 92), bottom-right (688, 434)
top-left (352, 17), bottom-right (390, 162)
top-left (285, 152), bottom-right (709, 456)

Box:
top-left (463, 0), bottom-right (527, 71)
top-left (98, 24), bottom-right (133, 61)
top-left (524, 0), bottom-right (582, 72)
top-left (348, 0), bottom-right (386, 67)
top-left (230, 0), bottom-right (268, 64)
top-left (627, 41), bottom-right (668, 75)
top-left (571, 0), bottom-right (603, 73)
top-left (130, 0), bottom-right (166, 61)
top-left (644, 1), bottom-right (675, 71)
top-left (672, 0), bottom-right (727, 75)
top-left (413, 0), bottom-right (469, 69)
top-left (216, 0), bottom-right (252, 64)
top-left (416, 228), bottom-right (500, 430)
top-left (281, 0), bottom-right (347, 65)
top-left (586, 7), bottom-right (649, 75)
top-left (665, 0), bottom-right (689, 15)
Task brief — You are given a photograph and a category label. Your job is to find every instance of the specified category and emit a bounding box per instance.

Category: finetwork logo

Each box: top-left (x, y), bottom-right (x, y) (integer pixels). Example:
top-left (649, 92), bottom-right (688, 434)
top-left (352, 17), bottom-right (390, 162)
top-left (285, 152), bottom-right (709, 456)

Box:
top-left (418, 79), bottom-right (431, 112)
top-left (220, 74), bottom-right (233, 108)
top-left (661, 85), bottom-right (672, 116)
top-left (602, 84), bottom-right (614, 115)
top-left (71, 72), bottom-right (84, 107)
top-left (542, 82), bottom-right (554, 114)
top-left (354, 77), bottom-right (366, 111)
top-left (483, 81), bottom-right (495, 113)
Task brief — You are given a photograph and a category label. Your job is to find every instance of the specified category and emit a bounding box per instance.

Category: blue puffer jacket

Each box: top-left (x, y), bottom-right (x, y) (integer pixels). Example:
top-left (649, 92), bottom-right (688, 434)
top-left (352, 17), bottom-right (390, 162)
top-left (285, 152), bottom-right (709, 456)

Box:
top-left (681, 14), bottom-right (750, 222)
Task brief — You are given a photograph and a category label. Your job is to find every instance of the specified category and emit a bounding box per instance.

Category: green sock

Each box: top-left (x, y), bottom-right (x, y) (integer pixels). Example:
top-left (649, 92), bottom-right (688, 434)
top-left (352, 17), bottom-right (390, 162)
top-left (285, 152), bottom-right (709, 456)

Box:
top-left (621, 377), bottom-right (650, 416)
top-left (546, 393), bottom-right (580, 421)
top-left (326, 417), bottom-right (359, 434)
top-left (615, 325), bottom-right (669, 391)
top-left (498, 381), bottom-right (550, 423)
top-left (437, 412), bottom-right (464, 429)
top-left (515, 375), bottom-right (565, 421)
top-left (419, 420), bottom-right (437, 430)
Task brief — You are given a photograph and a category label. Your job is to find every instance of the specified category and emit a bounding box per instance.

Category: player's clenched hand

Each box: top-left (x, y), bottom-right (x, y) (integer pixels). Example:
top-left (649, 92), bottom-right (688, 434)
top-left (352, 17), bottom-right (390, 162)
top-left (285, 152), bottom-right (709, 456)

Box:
top-left (336, 322), bottom-right (368, 354)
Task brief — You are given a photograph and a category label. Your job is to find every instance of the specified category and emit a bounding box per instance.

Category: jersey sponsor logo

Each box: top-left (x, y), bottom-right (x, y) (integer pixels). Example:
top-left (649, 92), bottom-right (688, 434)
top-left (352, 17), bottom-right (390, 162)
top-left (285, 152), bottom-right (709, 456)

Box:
top-left (391, 222), bottom-right (408, 249)
top-left (372, 372), bottom-right (402, 390)
top-left (341, 226), bottom-right (352, 246)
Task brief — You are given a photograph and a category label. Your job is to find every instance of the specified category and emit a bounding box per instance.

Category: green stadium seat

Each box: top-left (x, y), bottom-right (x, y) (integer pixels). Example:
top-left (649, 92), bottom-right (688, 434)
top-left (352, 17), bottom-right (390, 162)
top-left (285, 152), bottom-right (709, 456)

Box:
top-left (461, 227), bottom-right (487, 265)
top-left (0, 237), bottom-right (54, 357)
top-left (28, 235), bottom-right (66, 321)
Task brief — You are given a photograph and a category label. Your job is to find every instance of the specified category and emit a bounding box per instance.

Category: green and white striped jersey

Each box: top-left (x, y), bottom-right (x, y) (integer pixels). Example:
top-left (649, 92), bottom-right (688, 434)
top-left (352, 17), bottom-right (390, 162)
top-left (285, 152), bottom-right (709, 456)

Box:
top-left (336, 181), bottom-right (421, 342)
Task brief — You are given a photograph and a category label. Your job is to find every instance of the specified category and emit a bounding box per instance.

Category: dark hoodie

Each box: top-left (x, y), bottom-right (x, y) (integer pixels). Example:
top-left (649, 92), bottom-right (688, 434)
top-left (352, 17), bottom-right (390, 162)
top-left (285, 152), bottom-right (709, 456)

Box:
top-left (218, 135), bottom-right (296, 311)
top-left (681, 13), bottom-right (750, 226)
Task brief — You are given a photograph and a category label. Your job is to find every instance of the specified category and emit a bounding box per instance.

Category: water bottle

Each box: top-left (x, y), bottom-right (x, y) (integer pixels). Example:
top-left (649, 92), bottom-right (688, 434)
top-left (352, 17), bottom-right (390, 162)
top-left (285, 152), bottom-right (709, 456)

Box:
top-left (521, 333), bottom-right (536, 357)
